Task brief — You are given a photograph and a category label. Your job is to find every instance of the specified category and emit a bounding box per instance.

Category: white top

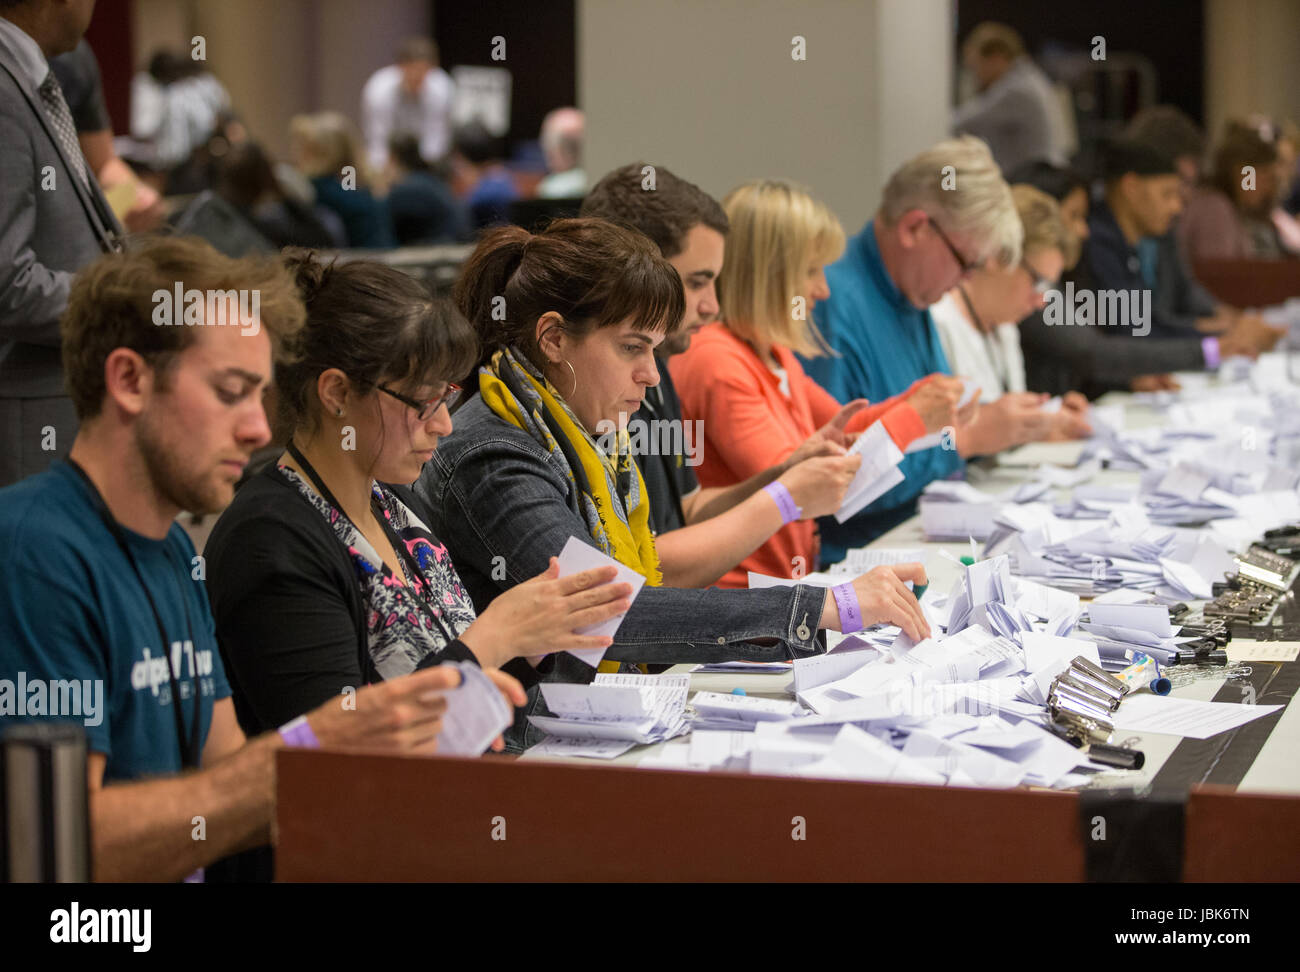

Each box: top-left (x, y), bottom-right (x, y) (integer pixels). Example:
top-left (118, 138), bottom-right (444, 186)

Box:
top-left (931, 292), bottom-right (1027, 402)
top-left (537, 167), bottom-right (587, 199)
top-left (361, 63), bottom-right (456, 171)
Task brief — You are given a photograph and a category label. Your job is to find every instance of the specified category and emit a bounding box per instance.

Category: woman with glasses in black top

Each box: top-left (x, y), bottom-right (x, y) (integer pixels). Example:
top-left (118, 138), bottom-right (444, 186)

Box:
top-left (204, 252), bottom-right (632, 750)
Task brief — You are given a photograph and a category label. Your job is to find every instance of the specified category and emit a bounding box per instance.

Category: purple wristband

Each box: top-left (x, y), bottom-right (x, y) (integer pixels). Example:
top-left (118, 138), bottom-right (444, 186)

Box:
top-left (278, 715), bottom-right (320, 749)
top-left (1202, 336), bottom-right (1221, 370)
top-left (831, 582), bottom-right (864, 634)
top-left (763, 481), bottom-right (802, 524)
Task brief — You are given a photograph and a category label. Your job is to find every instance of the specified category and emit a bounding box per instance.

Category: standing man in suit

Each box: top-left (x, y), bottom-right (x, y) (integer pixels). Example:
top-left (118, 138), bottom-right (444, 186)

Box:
top-left (0, 0), bottom-right (123, 487)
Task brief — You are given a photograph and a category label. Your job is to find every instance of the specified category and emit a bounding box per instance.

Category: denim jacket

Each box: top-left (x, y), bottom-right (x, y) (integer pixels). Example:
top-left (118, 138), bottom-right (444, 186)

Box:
top-left (415, 393), bottom-right (829, 749)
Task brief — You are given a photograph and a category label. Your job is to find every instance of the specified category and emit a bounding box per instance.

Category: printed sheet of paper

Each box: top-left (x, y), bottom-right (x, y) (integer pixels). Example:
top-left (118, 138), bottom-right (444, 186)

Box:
top-left (1111, 694), bottom-right (1282, 739)
top-left (836, 421), bottom-right (905, 522)
top-left (1225, 641), bottom-right (1300, 664)
top-left (556, 535), bottom-right (647, 667)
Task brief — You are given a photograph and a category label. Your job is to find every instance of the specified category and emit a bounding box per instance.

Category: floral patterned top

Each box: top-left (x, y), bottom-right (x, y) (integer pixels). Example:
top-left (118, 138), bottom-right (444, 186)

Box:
top-left (278, 465), bottom-right (478, 680)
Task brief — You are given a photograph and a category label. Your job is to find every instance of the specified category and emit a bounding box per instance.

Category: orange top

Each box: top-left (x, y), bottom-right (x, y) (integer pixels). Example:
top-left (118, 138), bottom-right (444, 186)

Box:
top-left (670, 322), bottom-right (928, 587)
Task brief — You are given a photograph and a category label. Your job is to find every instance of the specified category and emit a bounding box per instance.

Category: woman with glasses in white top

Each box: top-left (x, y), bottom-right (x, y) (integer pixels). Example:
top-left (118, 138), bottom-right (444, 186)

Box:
top-left (930, 184), bottom-right (1093, 448)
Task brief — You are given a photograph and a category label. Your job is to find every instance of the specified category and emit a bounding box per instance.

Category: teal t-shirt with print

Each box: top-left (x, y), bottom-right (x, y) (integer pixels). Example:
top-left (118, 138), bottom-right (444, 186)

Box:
top-left (0, 461), bottom-right (230, 781)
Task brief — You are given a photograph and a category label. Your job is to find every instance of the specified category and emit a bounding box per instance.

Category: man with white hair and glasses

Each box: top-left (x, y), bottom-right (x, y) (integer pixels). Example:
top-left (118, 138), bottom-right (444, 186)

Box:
top-left (802, 136), bottom-right (1030, 562)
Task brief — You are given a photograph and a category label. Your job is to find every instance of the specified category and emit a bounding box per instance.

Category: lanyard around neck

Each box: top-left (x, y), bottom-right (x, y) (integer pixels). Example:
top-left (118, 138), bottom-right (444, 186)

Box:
top-left (283, 440), bottom-right (460, 654)
top-left (65, 459), bottom-right (202, 769)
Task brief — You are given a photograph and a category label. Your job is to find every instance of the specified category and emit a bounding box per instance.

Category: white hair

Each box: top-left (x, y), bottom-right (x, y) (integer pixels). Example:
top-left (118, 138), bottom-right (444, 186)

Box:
top-left (879, 136), bottom-right (1022, 266)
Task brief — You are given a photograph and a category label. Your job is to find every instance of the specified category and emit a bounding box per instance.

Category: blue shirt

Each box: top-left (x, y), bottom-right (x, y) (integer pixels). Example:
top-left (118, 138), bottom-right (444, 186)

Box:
top-left (802, 219), bottom-right (964, 562)
top-left (0, 462), bottom-right (230, 781)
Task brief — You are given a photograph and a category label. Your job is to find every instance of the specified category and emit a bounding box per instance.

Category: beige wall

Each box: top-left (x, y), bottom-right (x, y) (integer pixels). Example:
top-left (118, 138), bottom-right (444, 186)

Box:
top-left (131, 0), bottom-right (430, 160)
top-left (1205, 0), bottom-right (1300, 144)
top-left (578, 0), bottom-right (952, 234)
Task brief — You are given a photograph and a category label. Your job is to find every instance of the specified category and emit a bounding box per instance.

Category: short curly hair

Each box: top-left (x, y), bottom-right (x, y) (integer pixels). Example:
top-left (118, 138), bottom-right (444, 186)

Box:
top-left (61, 235), bottom-right (305, 419)
top-left (580, 162), bottom-right (728, 258)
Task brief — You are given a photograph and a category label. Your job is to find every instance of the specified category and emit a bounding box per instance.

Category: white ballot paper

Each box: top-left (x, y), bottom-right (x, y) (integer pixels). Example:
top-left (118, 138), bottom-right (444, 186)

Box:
top-left (836, 421), bottom-right (905, 522)
top-left (556, 536), bottom-right (647, 667)
top-left (1111, 694), bottom-right (1282, 739)
top-left (437, 661), bottom-right (514, 756)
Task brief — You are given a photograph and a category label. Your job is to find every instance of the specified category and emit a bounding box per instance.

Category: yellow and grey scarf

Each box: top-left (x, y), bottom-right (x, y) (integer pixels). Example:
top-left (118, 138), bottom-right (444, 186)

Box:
top-left (479, 347), bottom-right (662, 587)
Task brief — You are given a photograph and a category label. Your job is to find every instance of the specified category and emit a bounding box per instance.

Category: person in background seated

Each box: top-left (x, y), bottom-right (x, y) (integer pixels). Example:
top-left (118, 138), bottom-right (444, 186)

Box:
top-left (289, 111), bottom-right (394, 248)
top-left (581, 162), bottom-right (880, 588)
top-left (451, 120), bottom-right (519, 230)
top-left (1084, 137), bottom-right (1282, 351)
top-left (0, 237), bottom-right (484, 882)
top-left (1180, 119), bottom-right (1300, 260)
top-left (417, 218), bottom-right (931, 750)
top-left (213, 140), bottom-right (338, 250)
top-left (1010, 161), bottom-right (1184, 396)
top-left (801, 136), bottom-right (1025, 561)
top-left (383, 132), bottom-right (470, 245)
top-left (931, 184), bottom-right (1091, 441)
top-left (536, 107), bottom-right (587, 199)
top-left (672, 179), bottom-right (965, 584)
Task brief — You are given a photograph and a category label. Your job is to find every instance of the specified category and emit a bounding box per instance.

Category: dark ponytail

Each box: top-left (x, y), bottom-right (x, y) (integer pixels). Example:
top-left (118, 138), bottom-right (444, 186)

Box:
top-left (452, 217), bottom-right (686, 373)
top-left (451, 225), bottom-right (530, 358)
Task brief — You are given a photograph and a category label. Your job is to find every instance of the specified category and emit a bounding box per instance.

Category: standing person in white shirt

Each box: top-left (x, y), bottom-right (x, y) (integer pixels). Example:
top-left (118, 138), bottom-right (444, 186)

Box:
top-left (931, 184), bottom-right (1092, 444)
top-left (361, 37), bottom-right (455, 174)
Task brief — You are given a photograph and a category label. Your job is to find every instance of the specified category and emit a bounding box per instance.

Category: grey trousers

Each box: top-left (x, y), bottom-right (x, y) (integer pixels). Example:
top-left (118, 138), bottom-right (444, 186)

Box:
top-left (0, 395), bottom-right (79, 488)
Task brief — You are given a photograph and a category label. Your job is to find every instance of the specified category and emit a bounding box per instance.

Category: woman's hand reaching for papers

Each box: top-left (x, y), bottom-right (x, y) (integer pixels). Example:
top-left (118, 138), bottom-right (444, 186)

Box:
top-left (818, 564), bottom-right (931, 642)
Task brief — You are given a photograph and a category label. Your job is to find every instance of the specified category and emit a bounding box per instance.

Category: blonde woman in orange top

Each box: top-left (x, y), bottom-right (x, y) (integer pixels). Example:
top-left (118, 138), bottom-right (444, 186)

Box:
top-left (672, 180), bottom-right (969, 587)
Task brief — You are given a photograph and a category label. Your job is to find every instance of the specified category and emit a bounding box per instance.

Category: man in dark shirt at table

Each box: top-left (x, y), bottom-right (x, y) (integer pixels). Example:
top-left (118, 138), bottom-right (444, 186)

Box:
top-left (580, 163), bottom-right (854, 588)
top-left (1082, 138), bottom-right (1282, 362)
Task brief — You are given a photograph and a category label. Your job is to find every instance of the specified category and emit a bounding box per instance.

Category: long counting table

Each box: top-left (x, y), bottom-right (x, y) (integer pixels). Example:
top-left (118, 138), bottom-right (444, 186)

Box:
top-left (276, 374), bottom-right (1300, 881)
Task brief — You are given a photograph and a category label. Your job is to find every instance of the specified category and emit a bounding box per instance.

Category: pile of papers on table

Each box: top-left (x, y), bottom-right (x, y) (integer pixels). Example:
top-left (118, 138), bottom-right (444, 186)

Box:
top-left (983, 503), bottom-right (1238, 599)
top-left (654, 556), bottom-right (1101, 787)
top-left (527, 672), bottom-right (690, 759)
top-left (630, 556), bottom-right (1278, 782)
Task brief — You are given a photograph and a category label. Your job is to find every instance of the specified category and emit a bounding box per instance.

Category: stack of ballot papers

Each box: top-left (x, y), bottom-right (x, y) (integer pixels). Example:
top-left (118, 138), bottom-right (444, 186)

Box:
top-left (984, 503), bottom-right (1239, 600)
top-left (689, 691), bottom-right (806, 730)
top-left (826, 546), bottom-right (927, 576)
top-left (1077, 596), bottom-right (1210, 670)
top-left (917, 479), bottom-right (1058, 540)
top-left (528, 672), bottom-right (690, 759)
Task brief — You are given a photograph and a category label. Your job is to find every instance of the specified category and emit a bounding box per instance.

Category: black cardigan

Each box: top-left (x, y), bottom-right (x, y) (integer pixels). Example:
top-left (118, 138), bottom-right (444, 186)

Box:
top-left (204, 462), bottom-right (506, 739)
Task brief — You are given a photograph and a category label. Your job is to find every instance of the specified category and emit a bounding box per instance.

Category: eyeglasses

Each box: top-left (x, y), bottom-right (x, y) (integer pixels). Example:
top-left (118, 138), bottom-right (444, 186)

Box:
top-left (377, 382), bottom-right (461, 420)
top-left (927, 216), bottom-right (981, 276)
top-left (1021, 258), bottom-right (1056, 295)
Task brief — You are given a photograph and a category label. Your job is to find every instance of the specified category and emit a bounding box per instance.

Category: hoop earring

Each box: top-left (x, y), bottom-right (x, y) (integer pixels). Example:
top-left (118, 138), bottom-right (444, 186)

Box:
top-left (562, 359), bottom-right (578, 400)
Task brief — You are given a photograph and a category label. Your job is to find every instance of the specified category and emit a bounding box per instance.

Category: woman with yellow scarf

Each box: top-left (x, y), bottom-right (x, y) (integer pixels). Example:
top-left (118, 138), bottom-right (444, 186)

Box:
top-left (414, 218), bottom-right (929, 751)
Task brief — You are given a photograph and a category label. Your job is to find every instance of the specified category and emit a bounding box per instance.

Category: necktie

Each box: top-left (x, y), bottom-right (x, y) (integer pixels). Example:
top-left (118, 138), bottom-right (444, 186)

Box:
top-left (38, 69), bottom-right (89, 188)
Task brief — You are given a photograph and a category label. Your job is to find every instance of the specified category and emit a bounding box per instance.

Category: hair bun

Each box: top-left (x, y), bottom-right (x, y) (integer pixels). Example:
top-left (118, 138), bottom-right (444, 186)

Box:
top-left (282, 248), bottom-right (333, 304)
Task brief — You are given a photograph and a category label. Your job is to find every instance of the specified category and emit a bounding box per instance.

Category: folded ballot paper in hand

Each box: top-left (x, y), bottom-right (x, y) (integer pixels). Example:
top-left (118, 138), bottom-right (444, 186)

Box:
top-left (527, 672), bottom-right (690, 758)
top-left (437, 661), bottom-right (515, 756)
top-left (836, 421), bottom-right (905, 522)
top-left (556, 536), bottom-right (647, 668)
